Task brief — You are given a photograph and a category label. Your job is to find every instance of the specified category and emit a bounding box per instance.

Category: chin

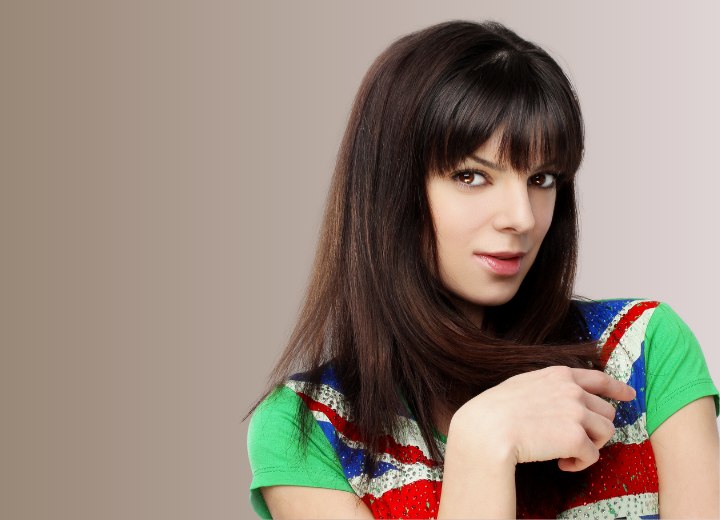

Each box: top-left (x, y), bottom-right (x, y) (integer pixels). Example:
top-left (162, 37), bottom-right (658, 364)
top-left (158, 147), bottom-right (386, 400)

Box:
top-left (457, 287), bottom-right (520, 307)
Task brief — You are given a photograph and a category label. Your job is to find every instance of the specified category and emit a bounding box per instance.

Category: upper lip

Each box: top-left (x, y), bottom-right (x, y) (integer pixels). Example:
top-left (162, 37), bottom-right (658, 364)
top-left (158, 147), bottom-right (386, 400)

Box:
top-left (475, 251), bottom-right (527, 259)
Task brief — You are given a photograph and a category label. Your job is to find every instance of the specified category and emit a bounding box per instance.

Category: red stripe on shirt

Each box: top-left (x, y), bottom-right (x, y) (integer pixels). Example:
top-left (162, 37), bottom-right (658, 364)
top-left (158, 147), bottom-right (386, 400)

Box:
top-left (599, 300), bottom-right (660, 367)
top-left (362, 479), bottom-right (441, 519)
top-left (297, 391), bottom-right (440, 467)
top-left (560, 439), bottom-right (659, 510)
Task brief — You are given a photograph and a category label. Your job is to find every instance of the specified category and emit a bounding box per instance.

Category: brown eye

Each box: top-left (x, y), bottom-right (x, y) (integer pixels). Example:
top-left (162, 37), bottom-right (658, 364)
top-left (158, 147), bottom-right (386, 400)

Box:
top-left (453, 170), bottom-right (487, 187)
top-left (529, 173), bottom-right (557, 189)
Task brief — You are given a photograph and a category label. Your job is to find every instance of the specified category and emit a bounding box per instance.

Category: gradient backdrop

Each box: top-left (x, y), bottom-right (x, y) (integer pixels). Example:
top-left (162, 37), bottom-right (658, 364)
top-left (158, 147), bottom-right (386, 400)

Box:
top-left (1, 1), bottom-right (718, 519)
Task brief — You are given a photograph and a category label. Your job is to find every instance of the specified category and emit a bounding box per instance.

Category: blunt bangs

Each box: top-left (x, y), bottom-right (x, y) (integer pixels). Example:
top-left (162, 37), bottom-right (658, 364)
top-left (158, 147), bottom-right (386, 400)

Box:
top-left (421, 49), bottom-right (584, 181)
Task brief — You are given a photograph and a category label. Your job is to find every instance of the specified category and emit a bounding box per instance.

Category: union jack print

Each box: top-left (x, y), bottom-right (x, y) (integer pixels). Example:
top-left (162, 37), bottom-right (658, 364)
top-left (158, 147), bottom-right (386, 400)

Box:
top-left (287, 299), bottom-right (662, 519)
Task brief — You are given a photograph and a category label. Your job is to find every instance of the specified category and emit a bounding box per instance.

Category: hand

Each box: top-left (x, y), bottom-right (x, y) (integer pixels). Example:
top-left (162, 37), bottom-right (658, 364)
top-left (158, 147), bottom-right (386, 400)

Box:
top-left (449, 366), bottom-right (636, 472)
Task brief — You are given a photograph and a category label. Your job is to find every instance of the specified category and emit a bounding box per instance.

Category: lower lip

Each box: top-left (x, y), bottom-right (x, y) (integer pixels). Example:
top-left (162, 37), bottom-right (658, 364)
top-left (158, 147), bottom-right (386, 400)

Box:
top-left (474, 254), bottom-right (523, 276)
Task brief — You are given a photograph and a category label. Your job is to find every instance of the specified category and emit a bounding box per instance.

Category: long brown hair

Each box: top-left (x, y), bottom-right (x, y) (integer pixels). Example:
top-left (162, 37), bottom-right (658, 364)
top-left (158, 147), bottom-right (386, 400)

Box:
top-left (250, 20), bottom-right (599, 465)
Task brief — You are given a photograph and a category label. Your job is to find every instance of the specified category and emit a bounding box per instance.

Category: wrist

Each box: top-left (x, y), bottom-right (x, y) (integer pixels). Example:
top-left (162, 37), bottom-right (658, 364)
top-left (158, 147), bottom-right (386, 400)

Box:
top-left (446, 407), bottom-right (518, 467)
top-left (440, 415), bottom-right (518, 519)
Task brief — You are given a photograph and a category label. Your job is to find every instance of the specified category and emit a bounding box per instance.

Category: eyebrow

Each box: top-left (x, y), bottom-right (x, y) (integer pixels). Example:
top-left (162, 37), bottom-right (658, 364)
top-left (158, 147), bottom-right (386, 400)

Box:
top-left (469, 154), bottom-right (506, 171)
top-left (468, 154), bottom-right (558, 173)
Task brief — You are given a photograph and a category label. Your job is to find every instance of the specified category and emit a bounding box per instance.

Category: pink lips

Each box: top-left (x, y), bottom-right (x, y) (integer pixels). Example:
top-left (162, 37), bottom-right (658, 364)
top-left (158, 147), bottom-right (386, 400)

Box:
top-left (474, 253), bottom-right (524, 276)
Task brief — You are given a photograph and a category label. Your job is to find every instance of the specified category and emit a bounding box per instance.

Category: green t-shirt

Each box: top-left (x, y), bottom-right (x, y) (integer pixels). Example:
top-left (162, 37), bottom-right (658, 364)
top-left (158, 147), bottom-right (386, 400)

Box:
top-left (643, 303), bottom-right (718, 432)
top-left (246, 302), bottom-right (719, 518)
top-left (247, 386), bottom-right (355, 518)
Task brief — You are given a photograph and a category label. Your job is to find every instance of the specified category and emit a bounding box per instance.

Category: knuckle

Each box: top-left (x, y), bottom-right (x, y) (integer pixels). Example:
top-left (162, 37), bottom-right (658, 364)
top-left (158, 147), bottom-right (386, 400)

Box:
top-left (564, 384), bottom-right (585, 402)
top-left (600, 401), bottom-right (616, 420)
top-left (605, 420), bottom-right (617, 439)
top-left (572, 384), bottom-right (586, 399)
top-left (592, 373), bottom-right (611, 393)
top-left (550, 365), bottom-right (572, 377)
top-left (594, 420), bottom-right (615, 448)
top-left (605, 378), bottom-right (620, 395)
top-left (568, 426), bottom-right (588, 450)
top-left (569, 403), bottom-right (586, 423)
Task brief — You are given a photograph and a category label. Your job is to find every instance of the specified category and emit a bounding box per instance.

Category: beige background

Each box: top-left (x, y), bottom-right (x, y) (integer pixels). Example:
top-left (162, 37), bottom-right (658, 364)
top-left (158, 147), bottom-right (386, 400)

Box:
top-left (1, 1), bottom-right (718, 519)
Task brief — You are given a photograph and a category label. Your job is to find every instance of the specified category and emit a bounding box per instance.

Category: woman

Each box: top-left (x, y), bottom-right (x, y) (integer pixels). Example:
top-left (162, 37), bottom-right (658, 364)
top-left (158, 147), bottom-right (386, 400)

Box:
top-left (247, 20), bottom-right (719, 519)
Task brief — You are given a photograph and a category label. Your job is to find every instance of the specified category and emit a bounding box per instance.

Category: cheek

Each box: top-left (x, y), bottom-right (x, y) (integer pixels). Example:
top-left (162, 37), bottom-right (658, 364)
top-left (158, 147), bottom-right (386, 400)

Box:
top-left (433, 197), bottom-right (489, 243)
top-left (533, 193), bottom-right (556, 238)
top-left (430, 199), bottom-right (480, 279)
top-left (539, 206), bottom-right (554, 236)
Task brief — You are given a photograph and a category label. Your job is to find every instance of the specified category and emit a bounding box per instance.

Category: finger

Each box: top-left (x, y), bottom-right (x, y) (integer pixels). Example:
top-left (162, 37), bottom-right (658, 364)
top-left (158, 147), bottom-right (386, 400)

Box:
top-left (581, 409), bottom-right (616, 449)
top-left (558, 455), bottom-right (594, 473)
top-left (583, 392), bottom-right (617, 422)
top-left (557, 431), bottom-right (600, 472)
top-left (572, 369), bottom-right (636, 402)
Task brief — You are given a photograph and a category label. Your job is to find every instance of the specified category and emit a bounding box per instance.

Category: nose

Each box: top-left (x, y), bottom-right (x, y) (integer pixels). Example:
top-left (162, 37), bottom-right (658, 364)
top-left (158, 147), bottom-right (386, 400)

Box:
top-left (492, 179), bottom-right (536, 234)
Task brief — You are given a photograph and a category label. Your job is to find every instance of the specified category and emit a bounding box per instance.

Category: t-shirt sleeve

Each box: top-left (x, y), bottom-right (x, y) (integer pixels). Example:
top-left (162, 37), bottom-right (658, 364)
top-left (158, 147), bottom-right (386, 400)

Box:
top-left (644, 302), bottom-right (720, 436)
top-left (247, 385), bottom-right (355, 519)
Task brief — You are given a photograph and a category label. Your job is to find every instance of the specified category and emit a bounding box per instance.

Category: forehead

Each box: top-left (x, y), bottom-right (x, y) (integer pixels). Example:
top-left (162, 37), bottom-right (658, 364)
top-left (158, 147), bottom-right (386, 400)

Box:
top-left (471, 131), bottom-right (505, 161)
top-left (461, 129), bottom-right (550, 171)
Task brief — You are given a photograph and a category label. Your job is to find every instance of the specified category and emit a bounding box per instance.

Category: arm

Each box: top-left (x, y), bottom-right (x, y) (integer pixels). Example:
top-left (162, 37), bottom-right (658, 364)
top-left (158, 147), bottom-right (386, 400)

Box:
top-left (643, 303), bottom-right (720, 517)
top-left (255, 368), bottom-right (633, 519)
top-left (650, 396), bottom-right (720, 519)
top-left (437, 366), bottom-right (635, 519)
top-left (247, 387), bottom-right (363, 518)
top-left (438, 425), bottom-right (517, 518)
top-left (261, 486), bottom-right (374, 519)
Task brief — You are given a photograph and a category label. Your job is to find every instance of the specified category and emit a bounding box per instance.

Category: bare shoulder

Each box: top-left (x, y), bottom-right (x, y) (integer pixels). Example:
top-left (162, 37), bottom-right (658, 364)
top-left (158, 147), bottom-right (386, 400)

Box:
top-left (261, 485), bottom-right (374, 520)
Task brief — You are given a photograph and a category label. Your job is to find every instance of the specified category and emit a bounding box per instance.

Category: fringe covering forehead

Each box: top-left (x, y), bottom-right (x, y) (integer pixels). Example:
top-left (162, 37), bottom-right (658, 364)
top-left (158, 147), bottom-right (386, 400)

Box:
top-left (421, 48), bottom-right (584, 179)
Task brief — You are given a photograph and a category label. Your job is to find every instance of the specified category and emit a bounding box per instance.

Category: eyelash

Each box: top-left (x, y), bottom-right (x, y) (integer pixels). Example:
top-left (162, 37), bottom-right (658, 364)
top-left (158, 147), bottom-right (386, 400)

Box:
top-left (451, 169), bottom-right (559, 190)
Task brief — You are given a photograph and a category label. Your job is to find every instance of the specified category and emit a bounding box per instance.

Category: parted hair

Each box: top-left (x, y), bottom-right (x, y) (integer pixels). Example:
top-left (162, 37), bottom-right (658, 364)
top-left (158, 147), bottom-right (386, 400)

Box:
top-left (249, 20), bottom-right (600, 467)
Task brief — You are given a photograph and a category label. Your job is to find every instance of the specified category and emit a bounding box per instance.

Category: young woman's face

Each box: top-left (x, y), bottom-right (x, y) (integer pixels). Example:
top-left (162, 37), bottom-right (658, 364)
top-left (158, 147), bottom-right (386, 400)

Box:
top-left (426, 131), bottom-right (557, 314)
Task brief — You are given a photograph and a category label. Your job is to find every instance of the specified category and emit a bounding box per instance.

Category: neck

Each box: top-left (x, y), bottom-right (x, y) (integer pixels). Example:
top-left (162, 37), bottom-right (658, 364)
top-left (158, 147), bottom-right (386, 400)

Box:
top-left (451, 296), bottom-right (485, 328)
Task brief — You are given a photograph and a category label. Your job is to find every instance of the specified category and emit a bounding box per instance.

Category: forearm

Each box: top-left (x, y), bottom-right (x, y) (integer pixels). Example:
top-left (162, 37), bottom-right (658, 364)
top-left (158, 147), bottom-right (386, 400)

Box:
top-left (435, 367), bottom-right (633, 518)
top-left (437, 425), bottom-right (517, 519)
